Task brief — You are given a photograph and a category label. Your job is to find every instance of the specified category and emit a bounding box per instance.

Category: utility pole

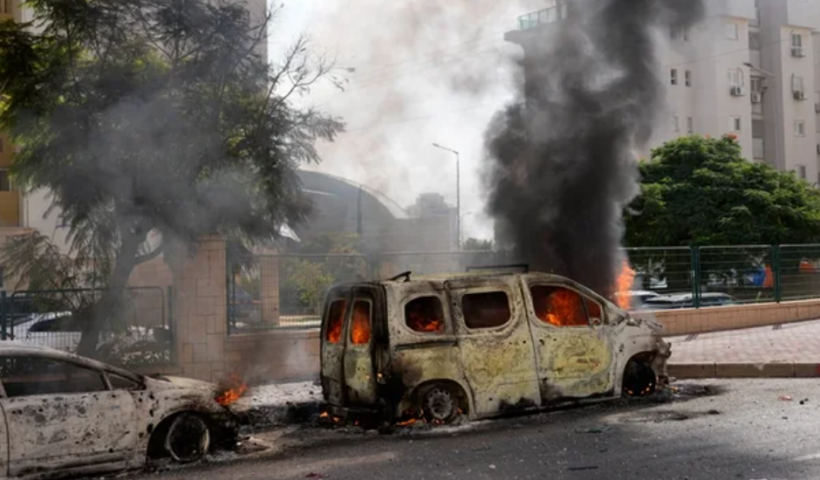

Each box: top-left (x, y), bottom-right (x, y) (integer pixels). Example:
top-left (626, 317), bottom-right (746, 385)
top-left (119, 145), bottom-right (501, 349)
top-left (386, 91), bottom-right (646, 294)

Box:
top-left (432, 143), bottom-right (460, 250)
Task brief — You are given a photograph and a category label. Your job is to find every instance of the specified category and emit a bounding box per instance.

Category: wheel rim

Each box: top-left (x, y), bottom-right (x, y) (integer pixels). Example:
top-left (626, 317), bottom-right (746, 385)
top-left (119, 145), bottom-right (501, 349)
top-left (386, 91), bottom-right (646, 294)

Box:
top-left (425, 387), bottom-right (455, 422)
top-left (165, 414), bottom-right (210, 463)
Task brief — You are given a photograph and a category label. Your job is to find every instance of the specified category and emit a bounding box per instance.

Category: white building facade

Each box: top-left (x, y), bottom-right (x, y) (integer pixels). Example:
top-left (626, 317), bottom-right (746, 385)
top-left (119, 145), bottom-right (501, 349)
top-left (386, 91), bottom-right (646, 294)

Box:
top-left (510, 0), bottom-right (820, 183)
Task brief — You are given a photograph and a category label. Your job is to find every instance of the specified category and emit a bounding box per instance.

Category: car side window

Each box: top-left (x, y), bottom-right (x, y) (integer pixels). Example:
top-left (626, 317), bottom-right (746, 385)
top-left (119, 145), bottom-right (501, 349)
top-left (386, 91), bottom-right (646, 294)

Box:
top-left (462, 292), bottom-right (511, 330)
top-left (108, 373), bottom-right (144, 391)
top-left (325, 299), bottom-right (347, 344)
top-left (349, 300), bottom-right (372, 345)
top-left (531, 286), bottom-right (599, 328)
top-left (0, 356), bottom-right (108, 398)
top-left (405, 296), bottom-right (446, 334)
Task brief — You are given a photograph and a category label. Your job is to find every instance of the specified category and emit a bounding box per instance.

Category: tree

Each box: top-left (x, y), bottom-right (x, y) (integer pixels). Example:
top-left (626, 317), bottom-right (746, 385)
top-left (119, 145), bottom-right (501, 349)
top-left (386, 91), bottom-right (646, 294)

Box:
top-left (0, 0), bottom-right (344, 356)
top-left (625, 134), bottom-right (820, 247)
top-left (462, 237), bottom-right (493, 251)
top-left (625, 134), bottom-right (820, 291)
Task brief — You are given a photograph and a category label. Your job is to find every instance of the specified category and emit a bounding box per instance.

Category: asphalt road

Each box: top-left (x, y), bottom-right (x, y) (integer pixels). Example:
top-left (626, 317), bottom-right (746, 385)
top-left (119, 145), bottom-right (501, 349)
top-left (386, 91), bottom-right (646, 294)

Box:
top-left (117, 379), bottom-right (820, 480)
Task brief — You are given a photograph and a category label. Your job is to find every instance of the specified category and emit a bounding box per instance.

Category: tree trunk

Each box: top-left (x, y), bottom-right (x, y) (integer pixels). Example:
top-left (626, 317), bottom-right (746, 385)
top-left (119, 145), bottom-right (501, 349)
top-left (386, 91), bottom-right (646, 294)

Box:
top-left (76, 232), bottom-right (143, 359)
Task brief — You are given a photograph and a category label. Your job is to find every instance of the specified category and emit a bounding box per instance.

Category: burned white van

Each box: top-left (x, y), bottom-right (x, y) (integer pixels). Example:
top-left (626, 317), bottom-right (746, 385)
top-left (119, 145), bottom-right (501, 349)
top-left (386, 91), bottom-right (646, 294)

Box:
top-left (320, 271), bottom-right (670, 424)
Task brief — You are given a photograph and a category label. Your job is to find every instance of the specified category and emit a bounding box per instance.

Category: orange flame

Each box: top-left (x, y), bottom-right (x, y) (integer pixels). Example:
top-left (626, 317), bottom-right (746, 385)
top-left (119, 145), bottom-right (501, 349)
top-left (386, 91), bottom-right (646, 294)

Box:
top-left (215, 374), bottom-right (249, 406)
top-left (615, 260), bottom-right (636, 310)
top-left (350, 301), bottom-right (372, 345)
top-left (543, 289), bottom-right (587, 327)
top-left (405, 312), bottom-right (445, 334)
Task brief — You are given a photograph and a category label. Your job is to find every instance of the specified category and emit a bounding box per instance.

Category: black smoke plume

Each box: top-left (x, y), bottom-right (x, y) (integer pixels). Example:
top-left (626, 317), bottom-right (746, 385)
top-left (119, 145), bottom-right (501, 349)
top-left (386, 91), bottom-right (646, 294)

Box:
top-left (484, 0), bottom-right (704, 297)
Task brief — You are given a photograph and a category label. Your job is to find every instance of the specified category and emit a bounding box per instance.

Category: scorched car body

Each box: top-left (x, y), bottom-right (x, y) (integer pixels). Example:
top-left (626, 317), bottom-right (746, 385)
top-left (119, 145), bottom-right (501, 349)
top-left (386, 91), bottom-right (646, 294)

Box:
top-left (0, 342), bottom-right (245, 479)
top-left (320, 272), bottom-right (670, 424)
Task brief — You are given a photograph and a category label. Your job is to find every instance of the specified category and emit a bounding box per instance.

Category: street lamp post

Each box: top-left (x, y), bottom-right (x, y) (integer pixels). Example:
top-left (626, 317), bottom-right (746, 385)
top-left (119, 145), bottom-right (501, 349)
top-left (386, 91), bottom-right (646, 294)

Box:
top-left (432, 143), bottom-right (461, 250)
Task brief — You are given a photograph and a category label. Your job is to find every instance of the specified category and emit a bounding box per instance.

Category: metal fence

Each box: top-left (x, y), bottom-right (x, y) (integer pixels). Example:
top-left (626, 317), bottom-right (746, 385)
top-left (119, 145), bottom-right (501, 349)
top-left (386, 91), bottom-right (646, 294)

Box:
top-left (0, 286), bottom-right (174, 368)
top-left (227, 245), bottom-right (820, 332)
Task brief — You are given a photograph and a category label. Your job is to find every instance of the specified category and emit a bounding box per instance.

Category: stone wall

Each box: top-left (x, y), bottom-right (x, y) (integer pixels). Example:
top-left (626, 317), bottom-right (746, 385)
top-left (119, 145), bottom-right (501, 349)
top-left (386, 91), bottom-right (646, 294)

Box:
top-left (635, 298), bottom-right (820, 336)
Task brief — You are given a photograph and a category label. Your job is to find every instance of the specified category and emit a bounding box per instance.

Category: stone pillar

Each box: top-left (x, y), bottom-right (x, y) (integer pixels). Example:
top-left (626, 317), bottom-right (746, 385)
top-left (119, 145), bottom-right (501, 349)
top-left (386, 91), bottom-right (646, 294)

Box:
top-left (173, 237), bottom-right (228, 382)
top-left (259, 256), bottom-right (281, 326)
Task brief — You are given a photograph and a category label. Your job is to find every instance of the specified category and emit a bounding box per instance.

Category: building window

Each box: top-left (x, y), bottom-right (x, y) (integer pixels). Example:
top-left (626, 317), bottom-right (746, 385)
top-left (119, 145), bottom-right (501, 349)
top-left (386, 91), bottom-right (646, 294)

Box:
top-left (751, 77), bottom-right (763, 93)
top-left (687, 117), bottom-right (694, 134)
top-left (0, 169), bottom-right (10, 191)
top-left (749, 31), bottom-right (761, 50)
top-left (683, 28), bottom-right (690, 42)
top-left (727, 69), bottom-right (743, 87)
top-left (725, 22), bottom-right (738, 40)
top-left (729, 116), bottom-right (742, 132)
top-left (671, 69), bottom-right (678, 85)
top-left (798, 165), bottom-right (807, 180)
top-left (685, 71), bottom-right (692, 87)
top-left (753, 137), bottom-right (765, 159)
top-left (792, 76), bottom-right (805, 95)
top-left (794, 120), bottom-right (806, 137)
top-left (672, 116), bottom-right (680, 133)
top-left (462, 292), bottom-right (511, 330)
top-left (792, 33), bottom-right (803, 48)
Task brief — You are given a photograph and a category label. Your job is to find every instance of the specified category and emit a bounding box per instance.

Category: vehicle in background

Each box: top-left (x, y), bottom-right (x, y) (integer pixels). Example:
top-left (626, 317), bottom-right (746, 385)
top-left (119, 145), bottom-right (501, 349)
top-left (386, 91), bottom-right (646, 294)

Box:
top-left (642, 292), bottom-right (739, 310)
top-left (0, 342), bottom-right (248, 478)
top-left (321, 271), bottom-right (670, 425)
top-left (614, 290), bottom-right (661, 310)
top-left (9, 311), bottom-right (168, 355)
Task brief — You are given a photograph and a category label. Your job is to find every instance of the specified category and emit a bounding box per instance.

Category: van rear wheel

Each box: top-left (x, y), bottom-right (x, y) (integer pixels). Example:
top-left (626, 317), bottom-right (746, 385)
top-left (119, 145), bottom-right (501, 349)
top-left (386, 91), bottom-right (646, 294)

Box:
top-left (419, 384), bottom-right (458, 424)
top-left (623, 360), bottom-right (657, 397)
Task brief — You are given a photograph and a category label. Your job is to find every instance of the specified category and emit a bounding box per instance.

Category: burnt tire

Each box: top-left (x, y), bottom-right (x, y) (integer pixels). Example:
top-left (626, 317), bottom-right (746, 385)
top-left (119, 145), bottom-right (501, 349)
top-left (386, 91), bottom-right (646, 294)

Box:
top-left (418, 384), bottom-right (459, 424)
top-left (164, 413), bottom-right (211, 463)
top-left (623, 360), bottom-right (657, 398)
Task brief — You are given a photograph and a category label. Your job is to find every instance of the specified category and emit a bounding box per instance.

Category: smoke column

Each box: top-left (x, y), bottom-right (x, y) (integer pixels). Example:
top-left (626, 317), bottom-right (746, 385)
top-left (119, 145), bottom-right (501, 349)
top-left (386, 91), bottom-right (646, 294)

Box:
top-left (484, 0), bottom-right (704, 297)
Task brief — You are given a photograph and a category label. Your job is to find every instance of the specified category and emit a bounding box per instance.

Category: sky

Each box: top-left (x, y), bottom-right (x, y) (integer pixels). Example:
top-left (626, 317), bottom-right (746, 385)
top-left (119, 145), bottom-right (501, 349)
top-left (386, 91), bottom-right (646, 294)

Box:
top-left (266, 0), bottom-right (548, 241)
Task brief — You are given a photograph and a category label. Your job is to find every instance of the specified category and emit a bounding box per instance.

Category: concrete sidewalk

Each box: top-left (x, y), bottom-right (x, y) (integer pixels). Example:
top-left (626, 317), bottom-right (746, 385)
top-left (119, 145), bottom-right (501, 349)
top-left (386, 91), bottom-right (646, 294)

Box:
top-left (667, 318), bottom-right (820, 378)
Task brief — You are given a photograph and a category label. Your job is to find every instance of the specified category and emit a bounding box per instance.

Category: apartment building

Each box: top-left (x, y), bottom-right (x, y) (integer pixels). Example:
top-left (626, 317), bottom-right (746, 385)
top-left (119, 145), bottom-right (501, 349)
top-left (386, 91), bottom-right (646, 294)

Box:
top-left (507, 0), bottom-right (820, 184)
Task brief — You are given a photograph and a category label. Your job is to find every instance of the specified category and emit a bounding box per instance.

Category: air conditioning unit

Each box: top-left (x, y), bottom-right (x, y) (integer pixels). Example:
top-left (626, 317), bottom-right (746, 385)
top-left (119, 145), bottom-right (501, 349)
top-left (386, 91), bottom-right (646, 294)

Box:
top-left (730, 86), bottom-right (744, 96)
top-left (751, 92), bottom-right (762, 104)
top-left (794, 90), bottom-right (807, 100)
top-left (792, 46), bottom-right (805, 58)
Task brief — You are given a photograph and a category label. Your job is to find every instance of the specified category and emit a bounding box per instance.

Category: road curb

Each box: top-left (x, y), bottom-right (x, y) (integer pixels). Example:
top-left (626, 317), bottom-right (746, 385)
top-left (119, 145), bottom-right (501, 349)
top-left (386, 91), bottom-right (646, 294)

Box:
top-left (669, 362), bottom-right (820, 379)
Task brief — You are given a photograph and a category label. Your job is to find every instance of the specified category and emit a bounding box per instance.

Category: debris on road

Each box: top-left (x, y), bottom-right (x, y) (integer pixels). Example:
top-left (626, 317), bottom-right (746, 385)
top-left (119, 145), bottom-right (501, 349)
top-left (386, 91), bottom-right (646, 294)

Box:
top-left (778, 395), bottom-right (793, 402)
top-left (567, 465), bottom-right (600, 471)
top-left (576, 426), bottom-right (610, 434)
top-left (305, 473), bottom-right (327, 479)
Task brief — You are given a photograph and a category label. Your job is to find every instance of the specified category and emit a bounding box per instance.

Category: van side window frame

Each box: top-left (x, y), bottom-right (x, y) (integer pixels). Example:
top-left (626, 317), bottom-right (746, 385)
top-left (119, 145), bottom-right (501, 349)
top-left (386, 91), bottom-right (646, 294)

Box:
top-left (402, 293), bottom-right (450, 336)
top-left (348, 298), bottom-right (373, 347)
top-left (526, 283), bottom-right (606, 329)
top-left (458, 289), bottom-right (514, 333)
top-left (323, 295), bottom-right (350, 345)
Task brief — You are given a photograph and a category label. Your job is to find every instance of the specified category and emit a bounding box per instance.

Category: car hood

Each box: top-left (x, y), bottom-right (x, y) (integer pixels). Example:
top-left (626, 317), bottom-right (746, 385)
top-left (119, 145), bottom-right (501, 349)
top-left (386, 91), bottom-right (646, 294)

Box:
top-left (151, 375), bottom-right (217, 391)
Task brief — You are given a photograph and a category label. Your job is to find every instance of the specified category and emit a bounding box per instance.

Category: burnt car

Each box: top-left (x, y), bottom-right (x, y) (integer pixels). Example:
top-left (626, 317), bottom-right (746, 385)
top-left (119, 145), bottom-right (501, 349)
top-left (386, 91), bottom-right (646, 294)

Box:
top-left (320, 271), bottom-right (671, 425)
top-left (0, 342), bottom-right (246, 479)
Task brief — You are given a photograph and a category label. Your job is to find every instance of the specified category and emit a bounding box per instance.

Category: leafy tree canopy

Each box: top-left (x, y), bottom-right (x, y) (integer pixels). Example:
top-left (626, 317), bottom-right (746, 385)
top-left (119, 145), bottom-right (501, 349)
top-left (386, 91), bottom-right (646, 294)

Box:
top-left (0, 0), bottom-right (344, 355)
top-left (625, 135), bottom-right (820, 247)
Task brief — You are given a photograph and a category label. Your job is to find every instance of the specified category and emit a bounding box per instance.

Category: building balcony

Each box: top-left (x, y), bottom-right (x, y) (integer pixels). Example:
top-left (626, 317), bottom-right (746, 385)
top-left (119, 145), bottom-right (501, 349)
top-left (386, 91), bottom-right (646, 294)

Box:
top-left (516, 3), bottom-right (568, 31)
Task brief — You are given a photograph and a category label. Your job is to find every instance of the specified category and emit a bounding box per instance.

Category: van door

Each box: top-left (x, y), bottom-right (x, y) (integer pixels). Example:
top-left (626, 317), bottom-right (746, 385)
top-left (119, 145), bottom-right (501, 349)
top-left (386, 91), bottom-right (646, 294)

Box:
top-left (524, 281), bottom-right (616, 402)
top-left (447, 277), bottom-right (540, 418)
top-left (320, 287), bottom-right (351, 407)
top-left (342, 286), bottom-right (384, 406)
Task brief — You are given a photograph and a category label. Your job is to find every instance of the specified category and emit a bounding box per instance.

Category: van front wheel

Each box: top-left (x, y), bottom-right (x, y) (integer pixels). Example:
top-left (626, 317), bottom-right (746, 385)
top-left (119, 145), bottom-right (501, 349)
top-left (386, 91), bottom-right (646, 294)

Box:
top-left (419, 384), bottom-right (458, 424)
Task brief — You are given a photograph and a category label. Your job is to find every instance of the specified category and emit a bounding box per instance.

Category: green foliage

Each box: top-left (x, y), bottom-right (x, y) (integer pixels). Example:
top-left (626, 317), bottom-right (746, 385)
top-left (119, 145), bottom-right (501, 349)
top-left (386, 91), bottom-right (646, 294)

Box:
top-left (625, 135), bottom-right (820, 247)
top-left (281, 258), bottom-right (335, 315)
top-left (0, 0), bottom-right (344, 353)
top-left (463, 237), bottom-right (493, 251)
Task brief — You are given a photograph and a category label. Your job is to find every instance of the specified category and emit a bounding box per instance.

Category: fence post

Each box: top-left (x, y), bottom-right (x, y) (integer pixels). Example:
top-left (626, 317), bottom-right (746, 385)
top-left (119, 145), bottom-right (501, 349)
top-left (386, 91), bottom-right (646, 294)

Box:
top-left (166, 285), bottom-right (175, 364)
top-left (0, 290), bottom-right (6, 341)
top-left (773, 245), bottom-right (782, 303)
top-left (691, 247), bottom-right (701, 309)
